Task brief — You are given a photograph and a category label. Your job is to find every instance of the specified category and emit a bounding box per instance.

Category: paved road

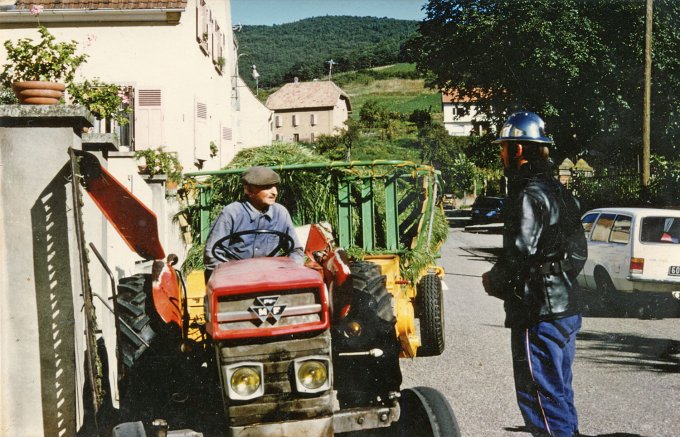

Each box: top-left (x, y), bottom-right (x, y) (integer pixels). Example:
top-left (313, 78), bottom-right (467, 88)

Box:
top-left (401, 226), bottom-right (680, 437)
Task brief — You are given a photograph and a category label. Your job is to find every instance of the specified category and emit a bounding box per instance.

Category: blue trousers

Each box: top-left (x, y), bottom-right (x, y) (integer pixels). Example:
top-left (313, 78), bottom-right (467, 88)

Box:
top-left (511, 315), bottom-right (581, 437)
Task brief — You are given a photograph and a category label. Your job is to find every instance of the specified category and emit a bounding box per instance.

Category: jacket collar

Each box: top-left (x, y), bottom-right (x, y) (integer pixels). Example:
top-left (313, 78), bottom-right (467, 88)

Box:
top-left (243, 200), bottom-right (272, 221)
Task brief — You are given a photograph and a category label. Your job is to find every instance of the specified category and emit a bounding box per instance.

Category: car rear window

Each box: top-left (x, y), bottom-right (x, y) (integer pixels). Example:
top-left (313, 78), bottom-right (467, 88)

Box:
top-left (640, 216), bottom-right (680, 244)
top-left (610, 215), bottom-right (632, 244)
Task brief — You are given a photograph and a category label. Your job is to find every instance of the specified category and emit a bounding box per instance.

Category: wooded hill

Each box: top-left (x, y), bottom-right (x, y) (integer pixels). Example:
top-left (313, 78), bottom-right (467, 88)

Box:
top-left (235, 16), bottom-right (418, 88)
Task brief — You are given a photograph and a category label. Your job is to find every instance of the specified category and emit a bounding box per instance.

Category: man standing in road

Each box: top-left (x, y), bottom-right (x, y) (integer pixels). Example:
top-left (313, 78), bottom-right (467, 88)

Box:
top-left (203, 166), bottom-right (304, 280)
top-left (482, 112), bottom-right (587, 437)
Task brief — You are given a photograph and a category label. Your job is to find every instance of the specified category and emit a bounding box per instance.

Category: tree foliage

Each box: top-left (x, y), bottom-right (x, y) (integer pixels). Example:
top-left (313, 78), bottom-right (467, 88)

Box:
top-left (449, 153), bottom-right (477, 196)
top-left (235, 16), bottom-right (417, 88)
top-left (408, 0), bottom-right (680, 165)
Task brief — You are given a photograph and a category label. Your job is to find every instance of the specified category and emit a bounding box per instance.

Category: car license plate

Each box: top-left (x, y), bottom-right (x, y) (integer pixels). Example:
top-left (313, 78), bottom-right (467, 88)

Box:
top-left (669, 266), bottom-right (680, 276)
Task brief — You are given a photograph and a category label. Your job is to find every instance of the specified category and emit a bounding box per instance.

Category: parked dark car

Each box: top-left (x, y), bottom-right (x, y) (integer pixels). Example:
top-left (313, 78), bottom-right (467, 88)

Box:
top-left (470, 196), bottom-right (504, 225)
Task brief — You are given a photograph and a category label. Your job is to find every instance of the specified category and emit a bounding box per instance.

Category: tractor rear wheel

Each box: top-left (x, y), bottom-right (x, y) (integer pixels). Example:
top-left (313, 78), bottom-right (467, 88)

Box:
top-left (349, 261), bottom-right (396, 324)
top-left (116, 274), bottom-right (185, 425)
top-left (333, 261), bottom-right (401, 407)
top-left (416, 273), bottom-right (445, 357)
top-left (116, 274), bottom-right (157, 369)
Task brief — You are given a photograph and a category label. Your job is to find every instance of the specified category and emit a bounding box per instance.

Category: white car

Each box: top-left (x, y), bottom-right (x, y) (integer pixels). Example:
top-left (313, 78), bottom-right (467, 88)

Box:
top-left (578, 207), bottom-right (680, 301)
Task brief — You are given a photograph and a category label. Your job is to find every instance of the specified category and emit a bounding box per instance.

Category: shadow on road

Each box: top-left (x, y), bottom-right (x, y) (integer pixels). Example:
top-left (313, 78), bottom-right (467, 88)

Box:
top-left (579, 289), bottom-right (680, 319)
top-left (577, 330), bottom-right (680, 374)
top-left (504, 425), bottom-right (649, 436)
top-left (457, 246), bottom-right (503, 263)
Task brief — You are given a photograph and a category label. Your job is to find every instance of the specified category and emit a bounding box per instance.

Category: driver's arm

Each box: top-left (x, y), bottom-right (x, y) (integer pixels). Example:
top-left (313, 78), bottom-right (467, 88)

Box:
top-left (204, 207), bottom-right (234, 272)
top-left (280, 207), bottom-right (305, 264)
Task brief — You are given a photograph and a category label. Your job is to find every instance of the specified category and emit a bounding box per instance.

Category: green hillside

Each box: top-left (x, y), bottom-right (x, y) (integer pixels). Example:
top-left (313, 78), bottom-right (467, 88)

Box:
top-left (235, 16), bottom-right (418, 88)
top-left (335, 63), bottom-right (442, 122)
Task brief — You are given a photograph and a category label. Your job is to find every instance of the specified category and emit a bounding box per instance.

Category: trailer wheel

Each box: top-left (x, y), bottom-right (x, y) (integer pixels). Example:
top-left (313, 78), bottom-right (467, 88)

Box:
top-left (395, 386), bottom-right (461, 437)
top-left (416, 274), bottom-right (445, 357)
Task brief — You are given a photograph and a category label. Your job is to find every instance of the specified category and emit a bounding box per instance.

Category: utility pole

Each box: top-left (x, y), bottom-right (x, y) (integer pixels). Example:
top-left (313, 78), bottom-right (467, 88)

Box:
top-left (326, 59), bottom-right (337, 80)
top-left (642, 0), bottom-right (653, 189)
top-left (251, 65), bottom-right (260, 96)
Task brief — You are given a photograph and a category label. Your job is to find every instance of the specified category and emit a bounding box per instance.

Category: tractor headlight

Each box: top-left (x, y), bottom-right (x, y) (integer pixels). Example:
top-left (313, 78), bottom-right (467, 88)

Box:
top-left (223, 362), bottom-right (264, 400)
top-left (294, 357), bottom-right (331, 393)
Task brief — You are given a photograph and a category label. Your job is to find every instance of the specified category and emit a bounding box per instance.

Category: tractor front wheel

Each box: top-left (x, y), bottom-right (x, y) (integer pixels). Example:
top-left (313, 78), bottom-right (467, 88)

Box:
top-left (392, 386), bottom-right (461, 436)
top-left (416, 274), bottom-right (445, 357)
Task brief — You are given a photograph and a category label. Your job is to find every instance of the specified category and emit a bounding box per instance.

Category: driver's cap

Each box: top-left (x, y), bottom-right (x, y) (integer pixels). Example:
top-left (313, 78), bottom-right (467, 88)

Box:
top-left (241, 166), bottom-right (281, 185)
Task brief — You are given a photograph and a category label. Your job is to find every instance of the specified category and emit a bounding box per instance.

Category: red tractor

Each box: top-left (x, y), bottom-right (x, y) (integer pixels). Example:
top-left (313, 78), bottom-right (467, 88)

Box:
top-left (78, 153), bottom-right (458, 436)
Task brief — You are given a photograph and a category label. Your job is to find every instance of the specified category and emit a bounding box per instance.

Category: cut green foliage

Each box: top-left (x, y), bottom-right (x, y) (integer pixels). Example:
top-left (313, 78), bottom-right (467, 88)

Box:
top-left (180, 143), bottom-right (447, 282)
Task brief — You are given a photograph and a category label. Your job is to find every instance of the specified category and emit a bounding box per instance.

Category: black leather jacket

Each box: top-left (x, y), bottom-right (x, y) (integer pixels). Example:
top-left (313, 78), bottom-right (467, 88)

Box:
top-left (487, 162), bottom-right (587, 327)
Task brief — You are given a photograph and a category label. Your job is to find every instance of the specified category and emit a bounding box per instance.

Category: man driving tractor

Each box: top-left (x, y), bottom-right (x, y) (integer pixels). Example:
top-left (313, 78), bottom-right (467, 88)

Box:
top-left (203, 166), bottom-right (304, 280)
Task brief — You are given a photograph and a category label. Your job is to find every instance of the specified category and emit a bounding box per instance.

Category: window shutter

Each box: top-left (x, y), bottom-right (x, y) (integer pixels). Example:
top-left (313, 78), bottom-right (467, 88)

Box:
top-left (194, 101), bottom-right (209, 160)
top-left (222, 126), bottom-right (232, 141)
top-left (135, 89), bottom-right (163, 149)
top-left (196, 102), bottom-right (208, 120)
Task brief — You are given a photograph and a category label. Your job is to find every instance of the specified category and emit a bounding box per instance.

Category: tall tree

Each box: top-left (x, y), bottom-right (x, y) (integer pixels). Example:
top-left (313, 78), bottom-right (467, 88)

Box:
top-left (409, 0), bottom-right (680, 165)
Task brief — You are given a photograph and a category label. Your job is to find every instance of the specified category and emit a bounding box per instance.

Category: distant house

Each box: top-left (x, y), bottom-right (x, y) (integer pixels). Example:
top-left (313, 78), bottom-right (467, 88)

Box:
top-left (266, 80), bottom-right (352, 143)
top-left (441, 90), bottom-right (492, 137)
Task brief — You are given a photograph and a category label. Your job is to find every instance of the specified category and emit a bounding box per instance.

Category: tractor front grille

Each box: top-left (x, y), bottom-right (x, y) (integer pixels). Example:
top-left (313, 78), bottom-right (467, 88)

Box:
top-left (216, 288), bottom-right (322, 331)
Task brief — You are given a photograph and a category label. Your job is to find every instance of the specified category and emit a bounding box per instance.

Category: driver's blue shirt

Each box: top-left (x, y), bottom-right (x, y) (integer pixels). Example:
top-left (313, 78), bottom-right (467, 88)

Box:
top-left (203, 200), bottom-right (304, 271)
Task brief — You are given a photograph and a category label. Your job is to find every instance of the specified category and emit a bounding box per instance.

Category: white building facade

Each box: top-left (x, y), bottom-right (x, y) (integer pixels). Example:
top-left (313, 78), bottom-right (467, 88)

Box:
top-left (0, 0), bottom-right (272, 171)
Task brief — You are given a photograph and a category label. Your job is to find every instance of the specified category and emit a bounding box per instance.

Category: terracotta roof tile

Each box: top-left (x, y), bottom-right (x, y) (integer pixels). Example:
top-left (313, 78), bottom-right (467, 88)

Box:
top-left (266, 81), bottom-right (351, 111)
top-left (15, 0), bottom-right (187, 10)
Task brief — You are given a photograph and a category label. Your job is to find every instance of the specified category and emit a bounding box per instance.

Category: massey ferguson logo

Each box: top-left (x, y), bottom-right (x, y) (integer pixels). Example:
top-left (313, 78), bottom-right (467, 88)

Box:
top-left (248, 296), bottom-right (287, 326)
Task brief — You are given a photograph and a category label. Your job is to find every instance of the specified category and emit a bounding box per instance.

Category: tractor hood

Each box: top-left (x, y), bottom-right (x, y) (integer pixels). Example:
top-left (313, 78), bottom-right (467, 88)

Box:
top-left (208, 257), bottom-right (323, 295)
top-left (205, 257), bottom-right (329, 341)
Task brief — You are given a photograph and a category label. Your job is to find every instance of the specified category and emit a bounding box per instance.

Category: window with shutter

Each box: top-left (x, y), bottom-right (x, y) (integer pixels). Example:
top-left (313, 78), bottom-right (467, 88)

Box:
top-left (292, 114), bottom-right (298, 127)
top-left (275, 115), bottom-right (281, 128)
top-left (213, 23), bottom-right (224, 70)
top-left (196, 0), bottom-right (209, 54)
top-left (310, 113), bottom-right (317, 126)
top-left (135, 89), bottom-right (163, 149)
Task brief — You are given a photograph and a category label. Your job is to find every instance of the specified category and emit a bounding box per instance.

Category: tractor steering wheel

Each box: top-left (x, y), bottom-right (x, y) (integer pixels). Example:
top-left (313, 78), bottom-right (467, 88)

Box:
top-left (210, 229), bottom-right (295, 263)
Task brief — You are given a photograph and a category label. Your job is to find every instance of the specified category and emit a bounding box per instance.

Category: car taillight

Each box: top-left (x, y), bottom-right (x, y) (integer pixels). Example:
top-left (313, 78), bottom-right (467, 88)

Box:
top-left (630, 258), bottom-right (644, 274)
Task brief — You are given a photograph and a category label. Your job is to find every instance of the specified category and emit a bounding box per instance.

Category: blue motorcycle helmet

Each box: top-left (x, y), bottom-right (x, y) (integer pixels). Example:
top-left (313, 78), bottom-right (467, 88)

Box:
top-left (493, 111), bottom-right (553, 144)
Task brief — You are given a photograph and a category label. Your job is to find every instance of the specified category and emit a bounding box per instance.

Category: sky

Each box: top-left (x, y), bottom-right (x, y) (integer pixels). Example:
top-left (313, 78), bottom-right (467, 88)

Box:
top-left (231, 0), bottom-right (427, 26)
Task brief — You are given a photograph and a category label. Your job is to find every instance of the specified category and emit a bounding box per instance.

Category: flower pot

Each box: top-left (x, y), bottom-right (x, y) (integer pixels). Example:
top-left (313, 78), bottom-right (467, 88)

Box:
top-left (12, 81), bottom-right (65, 105)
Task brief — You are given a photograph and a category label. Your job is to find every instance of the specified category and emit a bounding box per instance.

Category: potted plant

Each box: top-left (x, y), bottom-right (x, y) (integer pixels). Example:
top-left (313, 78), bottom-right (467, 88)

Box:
top-left (0, 26), bottom-right (88, 104)
top-left (68, 78), bottom-right (132, 125)
top-left (209, 140), bottom-right (218, 158)
top-left (134, 147), bottom-right (183, 189)
top-left (216, 56), bottom-right (226, 71)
